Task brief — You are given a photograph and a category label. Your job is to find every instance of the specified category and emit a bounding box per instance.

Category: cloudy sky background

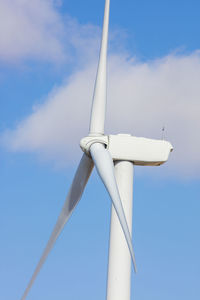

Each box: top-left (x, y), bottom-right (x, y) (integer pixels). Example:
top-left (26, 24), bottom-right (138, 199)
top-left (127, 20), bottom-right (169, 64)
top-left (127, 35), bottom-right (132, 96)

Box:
top-left (0, 0), bottom-right (199, 299)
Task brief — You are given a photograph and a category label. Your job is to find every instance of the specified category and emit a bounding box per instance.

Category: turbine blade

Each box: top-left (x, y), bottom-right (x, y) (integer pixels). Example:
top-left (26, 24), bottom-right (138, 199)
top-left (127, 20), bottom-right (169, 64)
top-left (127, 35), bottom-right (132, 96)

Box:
top-left (21, 154), bottom-right (94, 300)
top-left (90, 143), bottom-right (137, 273)
top-left (89, 0), bottom-right (110, 135)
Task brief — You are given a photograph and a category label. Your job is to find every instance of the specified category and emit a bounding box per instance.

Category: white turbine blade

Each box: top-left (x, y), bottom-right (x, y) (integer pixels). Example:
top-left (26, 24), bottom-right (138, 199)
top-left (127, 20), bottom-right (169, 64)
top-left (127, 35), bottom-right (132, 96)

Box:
top-left (90, 143), bottom-right (137, 273)
top-left (21, 154), bottom-right (94, 300)
top-left (89, 0), bottom-right (110, 135)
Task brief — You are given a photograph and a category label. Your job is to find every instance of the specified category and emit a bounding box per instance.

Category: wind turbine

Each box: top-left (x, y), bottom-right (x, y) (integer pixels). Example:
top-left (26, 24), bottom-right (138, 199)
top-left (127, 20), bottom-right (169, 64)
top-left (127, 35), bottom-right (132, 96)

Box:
top-left (20, 0), bottom-right (173, 299)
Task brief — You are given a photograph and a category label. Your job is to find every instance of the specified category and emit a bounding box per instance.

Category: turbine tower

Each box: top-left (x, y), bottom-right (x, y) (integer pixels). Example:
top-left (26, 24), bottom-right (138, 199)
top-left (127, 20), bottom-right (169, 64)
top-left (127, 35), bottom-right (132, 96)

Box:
top-left (20, 0), bottom-right (173, 299)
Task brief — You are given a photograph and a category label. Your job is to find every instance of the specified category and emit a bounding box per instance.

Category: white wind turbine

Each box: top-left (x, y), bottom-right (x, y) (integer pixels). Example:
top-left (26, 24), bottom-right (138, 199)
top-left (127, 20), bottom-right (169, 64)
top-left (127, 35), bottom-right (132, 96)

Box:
top-left (20, 0), bottom-right (173, 299)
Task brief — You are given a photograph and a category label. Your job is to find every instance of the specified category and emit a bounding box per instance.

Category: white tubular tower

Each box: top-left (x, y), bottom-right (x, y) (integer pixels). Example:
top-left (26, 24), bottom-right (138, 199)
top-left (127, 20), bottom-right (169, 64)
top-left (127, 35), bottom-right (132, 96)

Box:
top-left (107, 161), bottom-right (134, 300)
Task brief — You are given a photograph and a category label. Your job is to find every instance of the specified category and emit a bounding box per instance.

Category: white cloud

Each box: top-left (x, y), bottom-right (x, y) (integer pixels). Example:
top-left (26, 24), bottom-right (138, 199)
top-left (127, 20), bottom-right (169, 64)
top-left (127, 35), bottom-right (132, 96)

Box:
top-left (106, 52), bottom-right (200, 178)
top-left (1, 50), bottom-right (200, 178)
top-left (0, 0), bottom-right (65, 62)
top-left (0, 0), bottom-right (100, 64)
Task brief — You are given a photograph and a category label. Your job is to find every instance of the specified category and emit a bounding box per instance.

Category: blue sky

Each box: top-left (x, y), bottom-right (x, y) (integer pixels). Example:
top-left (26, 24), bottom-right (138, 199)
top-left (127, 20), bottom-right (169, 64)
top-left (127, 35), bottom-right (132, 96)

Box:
top-left (0, 0), bottom-right (200, 299)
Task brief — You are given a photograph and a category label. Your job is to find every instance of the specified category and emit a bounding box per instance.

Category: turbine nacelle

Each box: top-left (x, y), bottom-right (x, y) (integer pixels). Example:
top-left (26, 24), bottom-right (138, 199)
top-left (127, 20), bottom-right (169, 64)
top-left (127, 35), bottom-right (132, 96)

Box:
top-left (80, 134), bottom-right (173, 166)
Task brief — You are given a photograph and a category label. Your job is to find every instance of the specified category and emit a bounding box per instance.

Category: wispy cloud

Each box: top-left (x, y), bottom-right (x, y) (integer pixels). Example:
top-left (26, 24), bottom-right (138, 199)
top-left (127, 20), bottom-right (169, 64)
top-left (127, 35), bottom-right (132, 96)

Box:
top-left (2, 49), bottom-right (200, 178)
top-left (0, 0), bottom-right (64, 62)
top-left (0, 0), bottom-right (100, 64)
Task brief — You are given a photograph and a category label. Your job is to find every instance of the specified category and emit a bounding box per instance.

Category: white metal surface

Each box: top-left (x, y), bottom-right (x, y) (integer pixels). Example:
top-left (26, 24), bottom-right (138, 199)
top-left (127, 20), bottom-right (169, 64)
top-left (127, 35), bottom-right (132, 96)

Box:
top-left (107, 161), bottom-right (134, 300)
top-left (80, 135), bottom-right (108, 154)
top-left (90, 143), bottom-right (137, 272)
top-left (89, 0), bottom-right (110, 135)
top-left (108, 134), bottom-right (173, 165)
top-left (80, 134), bottom-right (173, 165)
